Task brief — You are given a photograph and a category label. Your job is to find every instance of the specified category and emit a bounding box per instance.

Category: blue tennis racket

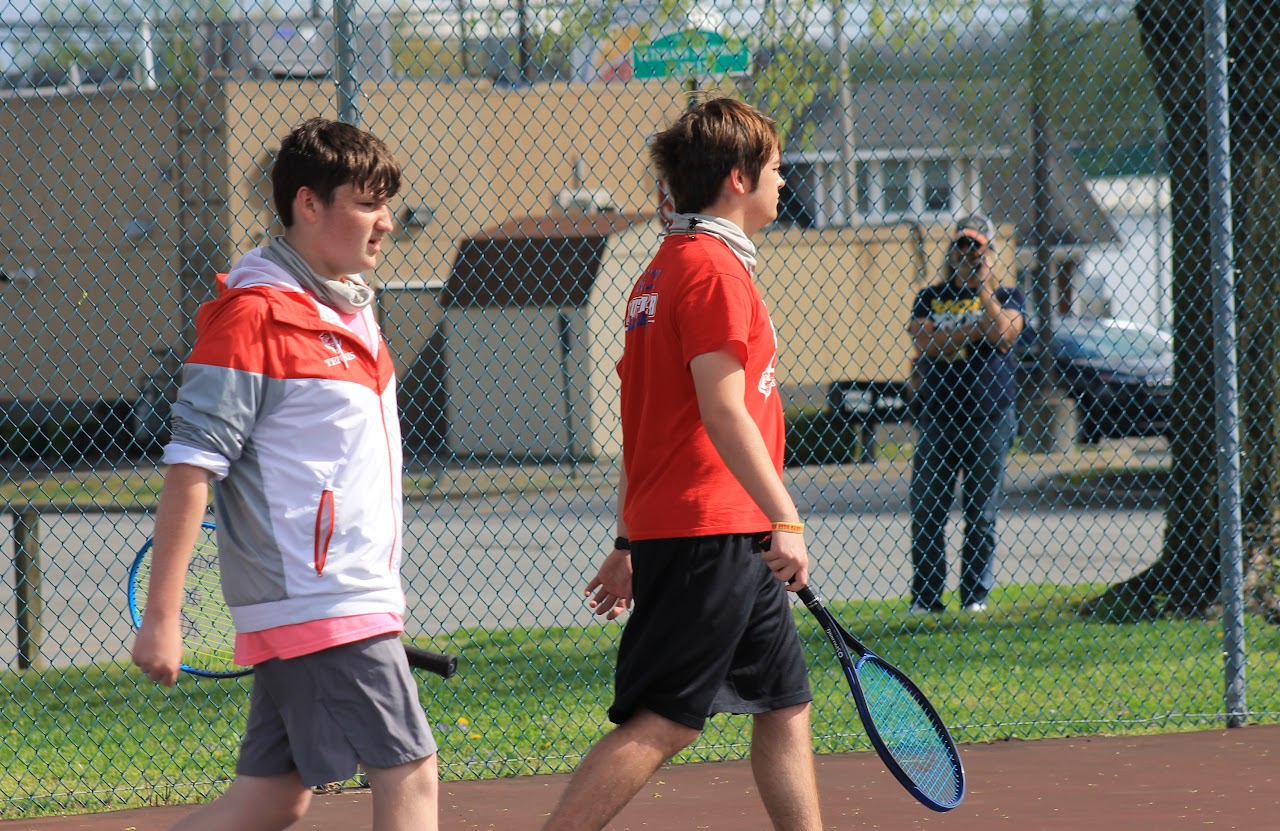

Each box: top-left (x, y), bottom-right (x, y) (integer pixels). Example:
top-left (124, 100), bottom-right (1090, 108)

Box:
top-left (797, 585), bottom-right (965, 812)
top-left (128, 520), bottom-right (458, 680)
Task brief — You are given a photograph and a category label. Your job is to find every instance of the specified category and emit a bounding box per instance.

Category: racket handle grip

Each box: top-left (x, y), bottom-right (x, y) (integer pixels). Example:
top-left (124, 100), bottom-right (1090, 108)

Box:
top-left (404, 645), bottom-right (459, 679)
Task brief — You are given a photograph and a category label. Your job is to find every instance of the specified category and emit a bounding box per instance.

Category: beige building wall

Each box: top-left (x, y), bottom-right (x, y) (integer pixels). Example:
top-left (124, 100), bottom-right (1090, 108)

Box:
top-left (0, 79), bottom-right (1017, 446)
top-left (0, 78), bottom-right (683, 414)
top-left (0, 89), bottom-right (192, 407)
top-left (223, 78), bottom-right (686, 380)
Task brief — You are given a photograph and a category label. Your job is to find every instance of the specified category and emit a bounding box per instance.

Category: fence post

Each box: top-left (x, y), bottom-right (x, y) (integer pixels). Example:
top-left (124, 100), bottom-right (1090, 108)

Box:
top-left (1204, 0), bottom-right (1247, 727)
top-left (13, 505), bottom-right (43, 670)
top-left (334, 0), bottom-right (361, 126)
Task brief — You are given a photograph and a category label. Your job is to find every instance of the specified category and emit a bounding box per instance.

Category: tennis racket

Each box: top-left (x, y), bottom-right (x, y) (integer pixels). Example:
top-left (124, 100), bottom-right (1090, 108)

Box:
top-left (128, 521), bottom-right (458, 680)
top-left (797, 585), bottom-right (965, 812)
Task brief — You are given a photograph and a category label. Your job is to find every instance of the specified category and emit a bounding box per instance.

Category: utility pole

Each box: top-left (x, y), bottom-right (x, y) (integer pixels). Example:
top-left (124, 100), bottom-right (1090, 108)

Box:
top-left (833, 0), bottom-right (855, 224)
top-left (1021, 0), bottom-right (1070, 454)
top-left (517, 0), bottom-right (534, 83)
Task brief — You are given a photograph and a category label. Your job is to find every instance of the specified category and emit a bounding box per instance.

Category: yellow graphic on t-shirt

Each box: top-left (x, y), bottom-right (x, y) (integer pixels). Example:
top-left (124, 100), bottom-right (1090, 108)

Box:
top-left (929, 296), bottom-right (983, 362)
top-left (929, 296), bottom-right (983, 323)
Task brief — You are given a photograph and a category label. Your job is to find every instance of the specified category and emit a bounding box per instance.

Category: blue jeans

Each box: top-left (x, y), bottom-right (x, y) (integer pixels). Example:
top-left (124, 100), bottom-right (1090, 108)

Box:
top-left (908, 410), bottom-right (1015, 609)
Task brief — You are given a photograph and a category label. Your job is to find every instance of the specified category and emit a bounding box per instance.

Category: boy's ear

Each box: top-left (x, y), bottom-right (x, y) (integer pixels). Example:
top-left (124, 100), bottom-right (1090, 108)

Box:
top-left (726, 166), bottom-right (751, 196)
top-left (293, 186), bottom-right (321, 225)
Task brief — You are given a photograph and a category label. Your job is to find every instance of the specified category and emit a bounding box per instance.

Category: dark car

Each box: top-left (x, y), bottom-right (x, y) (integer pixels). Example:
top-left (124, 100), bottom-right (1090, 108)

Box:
top-left (1017, 316), bottom-right (1172, 444)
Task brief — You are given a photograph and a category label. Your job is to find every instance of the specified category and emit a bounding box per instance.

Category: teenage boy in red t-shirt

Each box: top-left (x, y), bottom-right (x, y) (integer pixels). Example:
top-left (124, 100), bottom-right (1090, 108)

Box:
top-left (538, 98), bottom-right (821, 831)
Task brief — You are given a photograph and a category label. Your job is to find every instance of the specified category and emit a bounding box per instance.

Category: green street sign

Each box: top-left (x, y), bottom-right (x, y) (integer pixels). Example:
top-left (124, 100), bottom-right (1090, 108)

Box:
top-left (632, 29), bottom-right (751, 80)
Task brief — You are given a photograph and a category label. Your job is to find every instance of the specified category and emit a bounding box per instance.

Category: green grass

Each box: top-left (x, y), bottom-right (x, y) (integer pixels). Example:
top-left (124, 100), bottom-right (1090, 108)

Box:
top-left (0, 470), bottom-right (566, 510)
top-left (0, 471), bottom-right (167, 509)
top-left (3, 584), bottom-right (1278, 819)
top-left (1056, 464), bottom-right (1168, 488)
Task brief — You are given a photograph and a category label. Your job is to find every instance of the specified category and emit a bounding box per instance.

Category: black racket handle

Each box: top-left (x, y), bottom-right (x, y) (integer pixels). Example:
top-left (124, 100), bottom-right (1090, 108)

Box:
top-left (793, 585), bottom-right (835, 626)
top-left (404, 645), bottom-right (458, 679)
top-left (793, 585), bottom-right (869, 657)
top-left (795, 585), bottom-right (821, 608)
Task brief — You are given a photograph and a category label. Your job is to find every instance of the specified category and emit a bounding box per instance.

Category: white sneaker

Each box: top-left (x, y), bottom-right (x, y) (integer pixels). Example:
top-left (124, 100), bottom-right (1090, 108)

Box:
top-left (962, 602), bottom-right (988, 613)
top-left (908, 602), bottom-right (940, 616)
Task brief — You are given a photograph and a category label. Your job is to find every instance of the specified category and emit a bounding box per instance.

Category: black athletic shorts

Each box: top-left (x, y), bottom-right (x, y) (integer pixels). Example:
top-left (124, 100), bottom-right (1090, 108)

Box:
top-left (607, 533), bottom-right (812, 730)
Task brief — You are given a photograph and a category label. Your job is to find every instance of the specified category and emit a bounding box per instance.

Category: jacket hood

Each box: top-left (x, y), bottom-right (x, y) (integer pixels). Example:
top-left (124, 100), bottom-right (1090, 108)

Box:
top-left (224, 248), bottom-right (307, 293)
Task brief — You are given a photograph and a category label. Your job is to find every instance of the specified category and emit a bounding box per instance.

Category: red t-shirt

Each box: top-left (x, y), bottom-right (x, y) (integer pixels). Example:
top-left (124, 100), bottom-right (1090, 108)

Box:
top-left (617, 232), bottom-right (783, 539)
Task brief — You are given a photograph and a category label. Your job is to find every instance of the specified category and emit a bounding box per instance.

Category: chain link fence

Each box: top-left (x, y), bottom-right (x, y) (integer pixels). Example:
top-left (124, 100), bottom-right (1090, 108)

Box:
top-left (2, 0), bottom-right (1279, 818)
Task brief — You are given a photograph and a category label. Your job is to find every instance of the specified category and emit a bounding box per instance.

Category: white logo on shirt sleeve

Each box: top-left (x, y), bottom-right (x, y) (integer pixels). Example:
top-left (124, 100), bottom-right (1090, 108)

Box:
top-left (758, 359), bottom-right (777, 398)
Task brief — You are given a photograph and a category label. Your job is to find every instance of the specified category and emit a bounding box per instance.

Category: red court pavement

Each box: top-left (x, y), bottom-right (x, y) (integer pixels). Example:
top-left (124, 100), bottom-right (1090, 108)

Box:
top-left (7, 725), bottom-right (1278, 830)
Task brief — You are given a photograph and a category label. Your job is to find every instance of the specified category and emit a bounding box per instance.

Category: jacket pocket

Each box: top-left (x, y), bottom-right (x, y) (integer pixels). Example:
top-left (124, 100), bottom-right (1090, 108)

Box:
top-left (314, 488), bottom-right (336, 575)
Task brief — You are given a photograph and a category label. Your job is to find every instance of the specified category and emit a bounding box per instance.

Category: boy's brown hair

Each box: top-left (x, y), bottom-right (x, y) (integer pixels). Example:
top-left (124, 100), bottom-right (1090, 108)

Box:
top-left (272, 117), bottom-right (402, 227)
top-left (649, 97), bottom-right (779, 215)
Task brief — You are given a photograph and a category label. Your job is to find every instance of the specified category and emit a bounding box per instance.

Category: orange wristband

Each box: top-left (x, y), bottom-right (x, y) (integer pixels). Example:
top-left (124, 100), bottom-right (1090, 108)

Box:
top-left (770, 521), bottom-right (805, 534)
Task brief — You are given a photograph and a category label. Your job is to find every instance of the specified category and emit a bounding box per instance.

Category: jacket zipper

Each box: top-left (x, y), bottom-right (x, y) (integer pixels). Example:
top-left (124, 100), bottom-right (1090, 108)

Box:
top-left (314, 488), bottom-right (335, 575)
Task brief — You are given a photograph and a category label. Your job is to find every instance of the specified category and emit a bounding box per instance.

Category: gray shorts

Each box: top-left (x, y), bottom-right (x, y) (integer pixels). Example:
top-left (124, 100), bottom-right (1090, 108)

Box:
top-left (237, 633), bottom-right (437, 787)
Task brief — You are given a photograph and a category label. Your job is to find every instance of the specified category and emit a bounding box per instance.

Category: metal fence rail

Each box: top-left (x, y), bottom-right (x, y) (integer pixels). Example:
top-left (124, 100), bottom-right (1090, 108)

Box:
top-left (3, 0), bottom-right (1279, 817)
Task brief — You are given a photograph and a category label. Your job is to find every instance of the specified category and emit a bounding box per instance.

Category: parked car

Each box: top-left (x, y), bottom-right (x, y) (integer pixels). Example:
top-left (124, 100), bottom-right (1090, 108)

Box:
top-left (1016, 316), bottom-right (1172, 444)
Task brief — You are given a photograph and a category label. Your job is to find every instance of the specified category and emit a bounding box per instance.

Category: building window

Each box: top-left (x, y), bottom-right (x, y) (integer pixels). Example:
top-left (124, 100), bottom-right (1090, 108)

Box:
top-left (923, 159), bottom-right (952, 212)
top-left (779, 159), bottom-right (850, 228)
top-left (779, 155), bottom-right (967, 228)
top-left (883, 160), bottom-right (913, 215)
top-left (861, 155), bottom-right (960, 221)
top-left (779, 162), bottom-right (817, 228)
top-left (857, 164), bottom-right (875, 217)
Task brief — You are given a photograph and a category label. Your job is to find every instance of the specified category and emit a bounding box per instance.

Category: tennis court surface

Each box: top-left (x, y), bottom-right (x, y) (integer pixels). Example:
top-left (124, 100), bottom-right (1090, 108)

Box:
top-left (9, 725), bottom-right (1277, 830)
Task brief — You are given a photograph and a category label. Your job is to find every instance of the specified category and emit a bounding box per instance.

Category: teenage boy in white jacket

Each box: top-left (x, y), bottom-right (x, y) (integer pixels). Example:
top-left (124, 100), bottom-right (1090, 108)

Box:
top-left (131, 117), bottom-right (439, 831)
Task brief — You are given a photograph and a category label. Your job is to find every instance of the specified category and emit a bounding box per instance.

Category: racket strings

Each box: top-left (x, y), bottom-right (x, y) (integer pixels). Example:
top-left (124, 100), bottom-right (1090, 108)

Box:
top-left (135, 533), bottom-right (238, 674)
top-left (180, 539), bottom-right (237, 662)
top-left (857, 660), bottom-right (963, 805)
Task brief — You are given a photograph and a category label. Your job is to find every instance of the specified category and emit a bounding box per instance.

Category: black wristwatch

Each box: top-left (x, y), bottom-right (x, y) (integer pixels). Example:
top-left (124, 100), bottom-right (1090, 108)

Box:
top-left (613, 536), bottom-right (631, 551)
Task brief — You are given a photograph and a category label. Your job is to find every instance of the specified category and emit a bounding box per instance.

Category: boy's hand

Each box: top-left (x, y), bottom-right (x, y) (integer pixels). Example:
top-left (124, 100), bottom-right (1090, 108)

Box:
top-left (132, 618), bottom-right (185, 687)
top-left (763, 531), bottom-right (810, 591)
top-left (585, 548), bottom-right (633, 620)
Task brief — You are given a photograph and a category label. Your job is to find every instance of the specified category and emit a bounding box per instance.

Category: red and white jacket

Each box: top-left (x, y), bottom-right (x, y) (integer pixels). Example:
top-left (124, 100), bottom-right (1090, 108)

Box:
top-left (164, 251), bottom-right (405, 633)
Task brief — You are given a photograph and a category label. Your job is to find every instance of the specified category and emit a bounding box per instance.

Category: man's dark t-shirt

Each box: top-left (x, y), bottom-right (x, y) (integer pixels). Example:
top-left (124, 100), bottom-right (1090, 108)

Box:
top-left (911, 281), bottom-right (1026, 418)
